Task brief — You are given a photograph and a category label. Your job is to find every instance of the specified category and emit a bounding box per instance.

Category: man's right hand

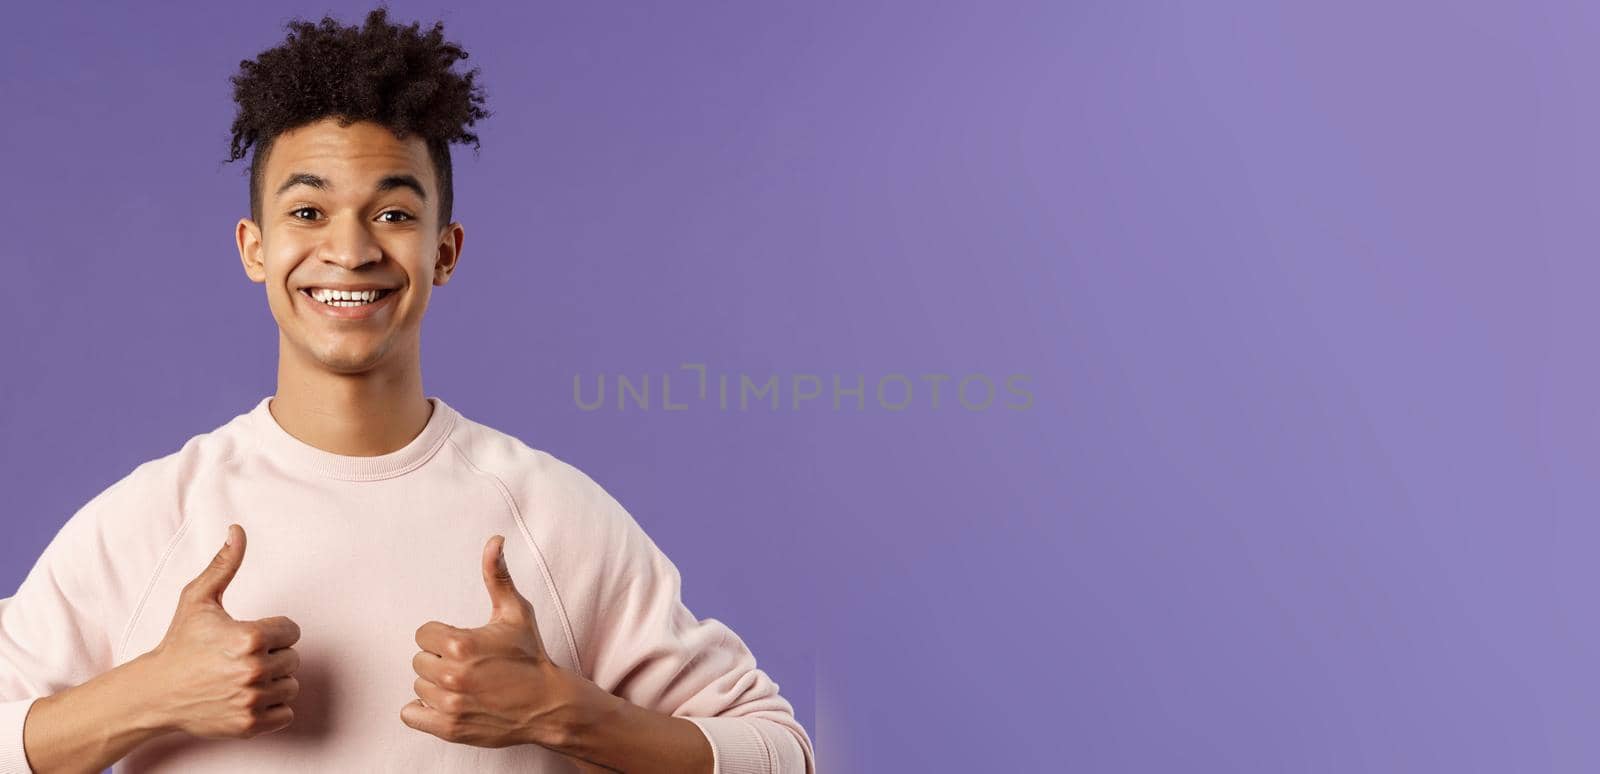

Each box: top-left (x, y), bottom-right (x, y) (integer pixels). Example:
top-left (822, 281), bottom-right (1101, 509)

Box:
top-left (143, 523), bottom-right (302, 739)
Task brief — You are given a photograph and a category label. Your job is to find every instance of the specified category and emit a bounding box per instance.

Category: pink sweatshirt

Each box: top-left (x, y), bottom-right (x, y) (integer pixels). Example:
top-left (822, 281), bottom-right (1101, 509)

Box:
top-left (0, 396), bottom-right (813, 773)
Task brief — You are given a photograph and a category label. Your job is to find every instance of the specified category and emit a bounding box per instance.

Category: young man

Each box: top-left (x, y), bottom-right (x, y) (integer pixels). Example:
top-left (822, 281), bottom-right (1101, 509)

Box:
top-left (0, 9), bottom-right (812, 773)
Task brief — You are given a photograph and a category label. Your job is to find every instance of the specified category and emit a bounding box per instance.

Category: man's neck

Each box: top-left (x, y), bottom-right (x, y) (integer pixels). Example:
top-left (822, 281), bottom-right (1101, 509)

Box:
top-left (269, 349), bottom-right (434, 457)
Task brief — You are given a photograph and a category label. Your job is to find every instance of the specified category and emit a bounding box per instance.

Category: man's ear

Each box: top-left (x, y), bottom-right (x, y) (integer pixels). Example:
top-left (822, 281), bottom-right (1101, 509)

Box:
top-left (237, 218), bottom-right (267, 283)
top-left (433, 221), bottom-right (465, 286)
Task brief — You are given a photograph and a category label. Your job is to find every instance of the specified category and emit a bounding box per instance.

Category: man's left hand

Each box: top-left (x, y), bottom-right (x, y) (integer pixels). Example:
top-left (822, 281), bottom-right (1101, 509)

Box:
top-left (401, 533), bottom-right (606, 753)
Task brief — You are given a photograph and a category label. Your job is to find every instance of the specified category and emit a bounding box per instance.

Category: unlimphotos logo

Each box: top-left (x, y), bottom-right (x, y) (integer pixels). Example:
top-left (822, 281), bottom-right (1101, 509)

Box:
top-left (573, 364), bottom-right (1033, 412)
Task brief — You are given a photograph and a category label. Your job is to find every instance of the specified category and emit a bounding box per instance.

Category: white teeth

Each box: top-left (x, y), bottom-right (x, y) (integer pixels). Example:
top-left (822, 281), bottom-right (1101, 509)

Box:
top-left (308, 288), bottom-right (387, 306)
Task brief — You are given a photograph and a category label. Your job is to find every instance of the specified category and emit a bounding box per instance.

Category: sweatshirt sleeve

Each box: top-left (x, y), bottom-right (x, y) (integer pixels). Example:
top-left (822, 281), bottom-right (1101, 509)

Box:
top-left (545, 464), bottom-right (815, 774)
top-left (0, 465), bottom-right (180, 773)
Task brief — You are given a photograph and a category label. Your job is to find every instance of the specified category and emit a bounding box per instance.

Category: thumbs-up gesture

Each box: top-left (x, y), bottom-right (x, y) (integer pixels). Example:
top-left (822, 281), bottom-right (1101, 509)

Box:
top-left (143, 523), bottom-right (303, 738)
top-left (402, 535), bottom-right (603, 752)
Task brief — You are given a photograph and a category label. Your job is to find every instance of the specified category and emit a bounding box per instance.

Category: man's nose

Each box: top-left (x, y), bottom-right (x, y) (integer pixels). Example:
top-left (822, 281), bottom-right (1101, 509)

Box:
top-left (317, 214), bottom-right (382, 270)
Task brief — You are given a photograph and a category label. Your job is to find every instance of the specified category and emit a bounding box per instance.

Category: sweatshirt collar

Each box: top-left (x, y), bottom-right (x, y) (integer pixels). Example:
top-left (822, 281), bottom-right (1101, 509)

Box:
top-left (246, 395), bottom-right (458, 481)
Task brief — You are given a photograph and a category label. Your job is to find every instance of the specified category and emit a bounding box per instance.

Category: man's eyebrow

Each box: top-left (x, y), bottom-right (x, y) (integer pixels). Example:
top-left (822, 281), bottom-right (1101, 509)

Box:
top-left (275, 172), bottom-right (329, 198)
top-left (376, 174), bottom-right (427, 201)
top-left (273, 172), bottom-right (427, 201)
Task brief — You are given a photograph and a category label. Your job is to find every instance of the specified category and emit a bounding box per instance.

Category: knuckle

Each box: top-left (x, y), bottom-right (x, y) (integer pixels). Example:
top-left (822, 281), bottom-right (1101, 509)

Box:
top-left (240, 661), bottom-right (268, 685)
top-left (236, 629), bottom-right (264, 653)
top-left (438, 670), bottom-right (463, 691)
top-left (440, 692), bottom-right (466, 714)
top-left (232, 714), bottom-right (258, 736)
top-left (443, 637), bottom-right (470, 660)
top-left (245, 715), bottom-right (270, 738)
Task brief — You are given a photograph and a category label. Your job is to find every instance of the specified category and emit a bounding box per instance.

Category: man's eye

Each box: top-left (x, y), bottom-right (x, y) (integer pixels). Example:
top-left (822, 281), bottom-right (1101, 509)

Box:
top-left (290, 207), bottom-right (320, 220)
top-left (379, 211), bottom-right (413, 223)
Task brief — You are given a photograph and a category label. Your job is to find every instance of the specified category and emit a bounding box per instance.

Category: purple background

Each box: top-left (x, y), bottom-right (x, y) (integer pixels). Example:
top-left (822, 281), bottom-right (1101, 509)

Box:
top-left (1, 1), bottom-right (1591, 771)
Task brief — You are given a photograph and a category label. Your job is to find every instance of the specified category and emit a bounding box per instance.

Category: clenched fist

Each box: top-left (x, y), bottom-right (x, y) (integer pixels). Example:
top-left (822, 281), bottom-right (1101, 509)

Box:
top-left (143, 523), bottom-right (303, 739)
top-left (402, 534), bottom-right (598, 752)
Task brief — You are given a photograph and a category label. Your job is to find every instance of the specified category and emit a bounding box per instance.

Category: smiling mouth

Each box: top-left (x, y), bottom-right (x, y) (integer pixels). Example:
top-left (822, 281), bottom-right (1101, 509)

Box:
top-left (300, 287), bottom-right (398, 308)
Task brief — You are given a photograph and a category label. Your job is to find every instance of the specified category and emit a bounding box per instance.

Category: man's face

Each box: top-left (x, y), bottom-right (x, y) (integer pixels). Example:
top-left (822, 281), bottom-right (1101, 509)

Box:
top-left (235, 118), bottom-right (463, 376)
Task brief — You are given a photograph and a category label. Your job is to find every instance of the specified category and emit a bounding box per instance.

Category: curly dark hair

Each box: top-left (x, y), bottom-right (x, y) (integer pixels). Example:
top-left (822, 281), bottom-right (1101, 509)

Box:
top-left (226, 6), bottom-right (489, 226)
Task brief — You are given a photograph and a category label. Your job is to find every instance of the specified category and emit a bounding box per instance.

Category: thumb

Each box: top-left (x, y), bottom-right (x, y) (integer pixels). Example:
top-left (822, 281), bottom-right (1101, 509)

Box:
top-left (482, 534), bottom-right (531, 622)
top-left (183, 523), bottom-right (246, 610)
